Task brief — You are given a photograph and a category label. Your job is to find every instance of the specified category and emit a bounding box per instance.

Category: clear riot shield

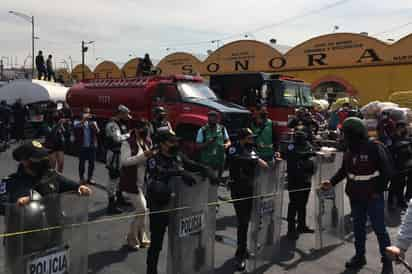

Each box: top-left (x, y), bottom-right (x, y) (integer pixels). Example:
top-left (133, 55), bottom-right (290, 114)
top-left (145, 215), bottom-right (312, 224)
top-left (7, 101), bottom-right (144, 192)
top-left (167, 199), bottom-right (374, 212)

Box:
top-left (2, 192), bottom-right (88, 274)
top-left (313, 150), bottom-right (345, 249)
top-left (248, 159), bottom-right (286, 271)
top-left (167, 173), bottom-right (215, 274)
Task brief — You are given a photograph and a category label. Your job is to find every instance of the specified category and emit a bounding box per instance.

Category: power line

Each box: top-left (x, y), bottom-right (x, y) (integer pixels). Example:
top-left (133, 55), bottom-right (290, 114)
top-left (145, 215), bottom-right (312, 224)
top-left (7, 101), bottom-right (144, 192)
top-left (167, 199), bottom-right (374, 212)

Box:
top-left (162, 0), bottom-right (352, 48)
top-left (372, 21), bottom-right (412, 37)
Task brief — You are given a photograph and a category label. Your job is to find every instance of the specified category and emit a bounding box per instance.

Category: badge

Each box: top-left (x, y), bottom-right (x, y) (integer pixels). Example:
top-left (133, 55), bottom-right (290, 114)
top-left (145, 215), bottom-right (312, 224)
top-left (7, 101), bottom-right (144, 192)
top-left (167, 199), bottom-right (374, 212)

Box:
top-left (32, 140), bottom-right (43, 148)
top-left (148, 159), bottom-right (156, 169)
top-left (0, 180), bottom-right (6, 194)
top-left (228, 146), bottom-right (236, 155)
top-left (288, 144), bottom-right (294, 151)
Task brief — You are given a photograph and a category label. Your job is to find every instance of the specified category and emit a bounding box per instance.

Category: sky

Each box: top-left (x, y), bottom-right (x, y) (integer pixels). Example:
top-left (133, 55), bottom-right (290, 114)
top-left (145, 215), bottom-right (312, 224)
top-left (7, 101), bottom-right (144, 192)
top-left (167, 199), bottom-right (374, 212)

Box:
top-left (2, 0), bottom-right (412, 70)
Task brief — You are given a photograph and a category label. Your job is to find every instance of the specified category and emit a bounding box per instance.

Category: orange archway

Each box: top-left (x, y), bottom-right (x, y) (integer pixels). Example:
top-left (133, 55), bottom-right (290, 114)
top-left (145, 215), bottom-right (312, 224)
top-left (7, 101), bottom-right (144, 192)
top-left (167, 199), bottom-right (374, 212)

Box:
top-left (122, 58), bottom-right (140, 78)
top-left (94, 61), bottom-right (122, 79)
top-left (71, 64), bottom-right (94, 81)
top-left (157, 52), bottom-right (202, 75)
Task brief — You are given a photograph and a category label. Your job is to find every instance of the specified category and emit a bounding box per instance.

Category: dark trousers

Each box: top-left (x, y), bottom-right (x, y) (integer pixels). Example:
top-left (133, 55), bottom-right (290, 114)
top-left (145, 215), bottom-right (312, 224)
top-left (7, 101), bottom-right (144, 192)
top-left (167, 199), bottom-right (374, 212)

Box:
top-left (37, 69), bottom-right (46, 80)
top-left (231, 186), bottom-right (253, 259)
top-left (406, 172), bottom-right (412, 201)
top-left (147, 210), bottom-right (169, 274)
top-left (13, 120), bottom-right (25, 141)
top-left (350, 194), bottom-right (391, 258)
top-left (47, 70), bottom-right (56, 82)
top-left (388, 174), bottom-right (406, 206)
top-left (287, 189), bottom-right (310, 228)
top-left (78, 147), bottom-right (96, 181)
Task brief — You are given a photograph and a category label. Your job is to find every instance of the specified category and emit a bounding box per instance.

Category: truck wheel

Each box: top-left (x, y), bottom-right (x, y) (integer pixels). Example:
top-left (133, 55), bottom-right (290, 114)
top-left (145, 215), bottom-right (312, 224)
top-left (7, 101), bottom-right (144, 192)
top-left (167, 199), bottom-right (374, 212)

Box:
top-left (175, 124), bottom-right (199, 157)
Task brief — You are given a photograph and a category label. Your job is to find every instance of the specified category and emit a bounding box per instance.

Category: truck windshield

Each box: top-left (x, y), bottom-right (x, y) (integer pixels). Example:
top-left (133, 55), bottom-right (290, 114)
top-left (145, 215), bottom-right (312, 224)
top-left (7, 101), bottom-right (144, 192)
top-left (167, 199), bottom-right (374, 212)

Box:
top-left (267, 80), bottom-right (313, 108)
top-left (178, 82), bottom-right (218, 100)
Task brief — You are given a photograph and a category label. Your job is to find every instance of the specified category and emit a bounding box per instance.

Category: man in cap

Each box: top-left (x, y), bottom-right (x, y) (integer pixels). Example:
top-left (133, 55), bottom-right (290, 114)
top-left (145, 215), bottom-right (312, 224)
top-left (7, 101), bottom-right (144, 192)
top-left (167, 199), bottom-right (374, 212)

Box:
top-left (284, 130), bottom-right (317, 240)
top-left (227, 128), bottom-right (268, 271)
top-left (321, 117), bottom-right (394, 274)
top-left (105, 105), bottom-right (133, 214)
top-left (0, 140), bottom-right (91, 206)
top-left (150, 106), bottom-right (172, 146)
top-left (196, 110), bottom-right (231, 179)
top-left (145, 128), bottom-right (217, 274)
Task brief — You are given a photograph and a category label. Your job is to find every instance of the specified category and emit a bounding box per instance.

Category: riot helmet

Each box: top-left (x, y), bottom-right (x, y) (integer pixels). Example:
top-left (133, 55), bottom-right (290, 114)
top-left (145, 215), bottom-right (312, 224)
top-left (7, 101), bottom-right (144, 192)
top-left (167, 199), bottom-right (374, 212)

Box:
top-left (342, 117), bottom-right (368, 151)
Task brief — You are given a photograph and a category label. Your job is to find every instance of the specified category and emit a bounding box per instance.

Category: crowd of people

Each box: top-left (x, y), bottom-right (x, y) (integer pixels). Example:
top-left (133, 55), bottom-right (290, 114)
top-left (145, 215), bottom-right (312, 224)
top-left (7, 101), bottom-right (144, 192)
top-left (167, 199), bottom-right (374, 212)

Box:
top-left (2, 97), bottom-right (412, 274)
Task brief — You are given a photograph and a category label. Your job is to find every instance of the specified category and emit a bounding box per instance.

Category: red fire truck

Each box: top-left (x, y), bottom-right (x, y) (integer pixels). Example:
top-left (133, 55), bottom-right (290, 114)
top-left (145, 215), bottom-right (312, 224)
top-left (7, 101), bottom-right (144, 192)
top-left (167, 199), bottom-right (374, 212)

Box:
top-left (209, 73), bottom-right (313, 133)
top-left (66, 75), bottom-right (250, 155)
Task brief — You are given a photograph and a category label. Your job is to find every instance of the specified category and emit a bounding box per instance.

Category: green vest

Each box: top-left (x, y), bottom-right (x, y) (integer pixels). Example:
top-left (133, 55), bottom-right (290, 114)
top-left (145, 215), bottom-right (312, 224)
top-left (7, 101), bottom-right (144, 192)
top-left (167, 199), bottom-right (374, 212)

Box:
top-left (199, 124), bottom-right (225, 168)
top-left (251, 119), bottom-right (274, 161)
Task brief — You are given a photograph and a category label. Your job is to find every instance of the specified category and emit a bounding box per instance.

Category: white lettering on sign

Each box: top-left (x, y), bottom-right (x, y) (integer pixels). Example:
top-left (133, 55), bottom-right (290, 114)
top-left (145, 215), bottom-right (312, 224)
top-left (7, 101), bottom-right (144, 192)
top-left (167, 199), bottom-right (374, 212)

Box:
top-left (98, 96), bottom-right (110, 104)
top-left (27, 249), bottom-right (69, 274)
top-left (260, 198), bottom-right (274, 216)
top-left (179, 213), bottom-right (205, 238)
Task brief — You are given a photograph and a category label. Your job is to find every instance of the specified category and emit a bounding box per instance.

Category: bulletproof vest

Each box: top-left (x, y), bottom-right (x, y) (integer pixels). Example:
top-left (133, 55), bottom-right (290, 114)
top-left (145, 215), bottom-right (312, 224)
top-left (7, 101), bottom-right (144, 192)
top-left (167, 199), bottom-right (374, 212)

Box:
top-left (106, 119), bottom-right (128, 151)
top-left (34, 170), bottom-right (60, 196)
top-left (230, 145), bottom-right (259, 185)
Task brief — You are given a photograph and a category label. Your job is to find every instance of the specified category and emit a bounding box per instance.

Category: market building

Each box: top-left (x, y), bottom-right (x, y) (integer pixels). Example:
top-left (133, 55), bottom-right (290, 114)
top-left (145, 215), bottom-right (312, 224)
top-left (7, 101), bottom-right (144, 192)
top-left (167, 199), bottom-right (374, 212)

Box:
top-left (71, 32), bottom-right (412, 104)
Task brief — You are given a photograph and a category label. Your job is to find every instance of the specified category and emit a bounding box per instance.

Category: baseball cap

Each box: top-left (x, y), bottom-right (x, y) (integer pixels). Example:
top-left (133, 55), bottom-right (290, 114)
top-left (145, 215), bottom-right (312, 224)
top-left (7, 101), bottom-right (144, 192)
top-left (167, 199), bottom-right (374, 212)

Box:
top-left (12, 140), bottom-right (49, 162)
top-left (117, 105), bottom-right (132, 119)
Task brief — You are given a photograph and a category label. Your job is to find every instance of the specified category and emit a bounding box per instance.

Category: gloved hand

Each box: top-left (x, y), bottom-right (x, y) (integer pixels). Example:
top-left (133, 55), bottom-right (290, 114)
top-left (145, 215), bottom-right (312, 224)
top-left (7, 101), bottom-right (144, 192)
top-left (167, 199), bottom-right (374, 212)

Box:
top-left (182, 171), bottom-right (197, 186)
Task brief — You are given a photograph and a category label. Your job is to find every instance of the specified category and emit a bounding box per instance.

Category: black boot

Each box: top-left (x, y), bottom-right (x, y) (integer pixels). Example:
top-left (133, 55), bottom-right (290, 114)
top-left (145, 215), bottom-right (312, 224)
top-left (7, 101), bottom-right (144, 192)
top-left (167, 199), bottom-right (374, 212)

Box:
top-left (297, 225), bottom-right (315, 234)
top-left (107, 196), bottom-right (123, 214)
top-left (116, 191), bottom-right (132, 207)
top-left (234, 257), bottom-right (247, 272)
top-left (345, 255), bottom-right (366, 269)
top-left (381, 257), bottom-right (393, 274)
top-left (287, 222), bottom-right (299, 240)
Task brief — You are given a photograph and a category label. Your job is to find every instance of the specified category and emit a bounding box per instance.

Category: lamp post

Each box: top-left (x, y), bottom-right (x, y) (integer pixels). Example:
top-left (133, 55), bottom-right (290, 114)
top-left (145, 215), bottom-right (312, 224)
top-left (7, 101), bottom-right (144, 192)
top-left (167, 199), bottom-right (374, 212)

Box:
top-left (81, 40), bottom-right (94, 80)
top-left (9, 11), bottom-right (34, 79)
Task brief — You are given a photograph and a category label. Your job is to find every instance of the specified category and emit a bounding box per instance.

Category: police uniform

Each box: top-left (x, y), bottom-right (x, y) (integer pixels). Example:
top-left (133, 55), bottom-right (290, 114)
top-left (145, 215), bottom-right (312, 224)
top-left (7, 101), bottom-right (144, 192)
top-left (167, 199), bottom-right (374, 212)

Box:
top-left (145, 130), bottom-right (212, 274)
top-left (105, 109), bottom-right (131, 213)
top-left (0, 141), bottom-right (84, 274)
top-left (327, 117), bottom-right (393, 273)
top-left (227, 133), bottom-right (261, 269)
top-left (288, 114), bottom-right (319, 143)
top-left (284, 131), bottom-right (316, 238)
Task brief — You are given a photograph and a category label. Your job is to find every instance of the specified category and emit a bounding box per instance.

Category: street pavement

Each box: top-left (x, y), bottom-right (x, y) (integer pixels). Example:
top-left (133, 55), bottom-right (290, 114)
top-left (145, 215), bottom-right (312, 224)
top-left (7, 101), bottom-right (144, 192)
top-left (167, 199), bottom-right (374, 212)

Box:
top-left (0, 145), bottom-right (410, 274)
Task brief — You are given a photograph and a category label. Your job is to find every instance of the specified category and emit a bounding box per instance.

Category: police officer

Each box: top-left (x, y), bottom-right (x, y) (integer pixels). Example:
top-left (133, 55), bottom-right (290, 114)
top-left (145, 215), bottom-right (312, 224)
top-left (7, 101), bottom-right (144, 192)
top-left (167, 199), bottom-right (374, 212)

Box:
top-left (388, 120), bottom-right (411, 210)
top-left (0, 140), bottom-right (92, 205)
top-left (288, 107), bottom-right (319, 143)
top-left (150, 106), bottom-right (172, 146)
top-left (322, 117), bottom-right (394, 274)
top-left (105, 105), bottom-right (132, 214)
top-left (0, 141), bottom-right (91, 274)
top-left (196, 110), bottom-right (231, 177)
top-left (145, 129), bottom-right (216, 274)
top-left (284, 130), bottom-right (316, 240)
top-left (227, 128), bottom-right (268, 271)
top-left (251, 105), bottom-right (278, 162)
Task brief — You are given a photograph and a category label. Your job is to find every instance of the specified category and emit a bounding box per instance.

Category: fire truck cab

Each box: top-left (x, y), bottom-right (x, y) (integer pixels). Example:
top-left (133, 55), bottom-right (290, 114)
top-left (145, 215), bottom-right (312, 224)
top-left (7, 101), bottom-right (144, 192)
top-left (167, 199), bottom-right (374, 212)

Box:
top-left (209, 73), bottom-right (313, 132)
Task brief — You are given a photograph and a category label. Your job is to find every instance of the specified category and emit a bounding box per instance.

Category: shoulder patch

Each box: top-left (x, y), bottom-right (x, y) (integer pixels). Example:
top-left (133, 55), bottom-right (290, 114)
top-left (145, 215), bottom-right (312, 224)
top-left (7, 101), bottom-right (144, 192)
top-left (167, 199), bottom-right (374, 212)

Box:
top-left (228, 146), bottom-right (237, 155)
top-left (288, 144), bottom-right (295, 151)
top-left (148, 158), bottom-right (156, 169)
top-left (0, 179), bottom-right (7, 194)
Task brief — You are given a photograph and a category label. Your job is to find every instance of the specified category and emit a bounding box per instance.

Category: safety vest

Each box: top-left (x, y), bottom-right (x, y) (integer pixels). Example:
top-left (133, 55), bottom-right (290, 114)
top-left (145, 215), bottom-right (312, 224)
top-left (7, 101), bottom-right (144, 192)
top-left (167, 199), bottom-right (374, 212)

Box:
top-left (199, 124), bottom-right (225, 168)
top-left (251, 119), bottom-right (273, 161)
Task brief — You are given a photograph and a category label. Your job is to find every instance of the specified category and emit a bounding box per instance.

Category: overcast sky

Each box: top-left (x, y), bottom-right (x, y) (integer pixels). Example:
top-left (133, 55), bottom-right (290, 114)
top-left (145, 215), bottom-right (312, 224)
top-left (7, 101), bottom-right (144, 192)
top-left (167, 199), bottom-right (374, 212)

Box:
top-left (2, 0), bottom-right (412, 69)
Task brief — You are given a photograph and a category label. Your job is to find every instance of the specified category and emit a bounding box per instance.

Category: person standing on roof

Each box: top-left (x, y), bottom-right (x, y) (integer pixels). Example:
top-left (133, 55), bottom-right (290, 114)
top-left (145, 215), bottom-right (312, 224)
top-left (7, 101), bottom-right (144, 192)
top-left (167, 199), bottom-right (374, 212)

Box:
top-left (46, 54), bottom-right (56, 82)
top-left (35, 50), bottom-right (46, 80)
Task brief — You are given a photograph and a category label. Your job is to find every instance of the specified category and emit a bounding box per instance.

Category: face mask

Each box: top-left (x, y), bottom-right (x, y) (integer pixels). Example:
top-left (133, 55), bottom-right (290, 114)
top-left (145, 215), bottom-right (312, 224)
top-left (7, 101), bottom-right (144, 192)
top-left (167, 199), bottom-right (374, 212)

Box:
top-left (168, 145), bottom-right (179, 156)
top-left (30, 159), bottom-right (51, 178)
top-left (209, 121), bottom-right (217, 127)
top-left (260, 113), bottom-right (268, 120)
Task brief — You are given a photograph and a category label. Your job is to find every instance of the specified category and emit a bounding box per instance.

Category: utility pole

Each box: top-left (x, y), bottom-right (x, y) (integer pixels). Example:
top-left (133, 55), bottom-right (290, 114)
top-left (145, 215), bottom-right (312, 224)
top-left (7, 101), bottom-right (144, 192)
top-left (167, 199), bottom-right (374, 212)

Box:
top-left (32, 16), bottom-right (34, 78)
top-left (0, 60), bottom-right (3, 81)
top-left (81, 40), bottom-right (94, 81)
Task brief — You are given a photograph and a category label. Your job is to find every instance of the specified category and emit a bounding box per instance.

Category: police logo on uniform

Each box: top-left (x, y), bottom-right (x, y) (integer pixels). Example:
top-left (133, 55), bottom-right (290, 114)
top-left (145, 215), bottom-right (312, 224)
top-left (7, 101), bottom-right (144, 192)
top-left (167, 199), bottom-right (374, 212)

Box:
top-left (228, 146), bottom-right (236, 155)
top-left (148, 159), bottom-right (156, 169)
top-left (32, 140), bottom-right (43, 148)
top-left (288, 144), bottom-right (295, 151)
top-left (0, 180), bottom-right (6, 194)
